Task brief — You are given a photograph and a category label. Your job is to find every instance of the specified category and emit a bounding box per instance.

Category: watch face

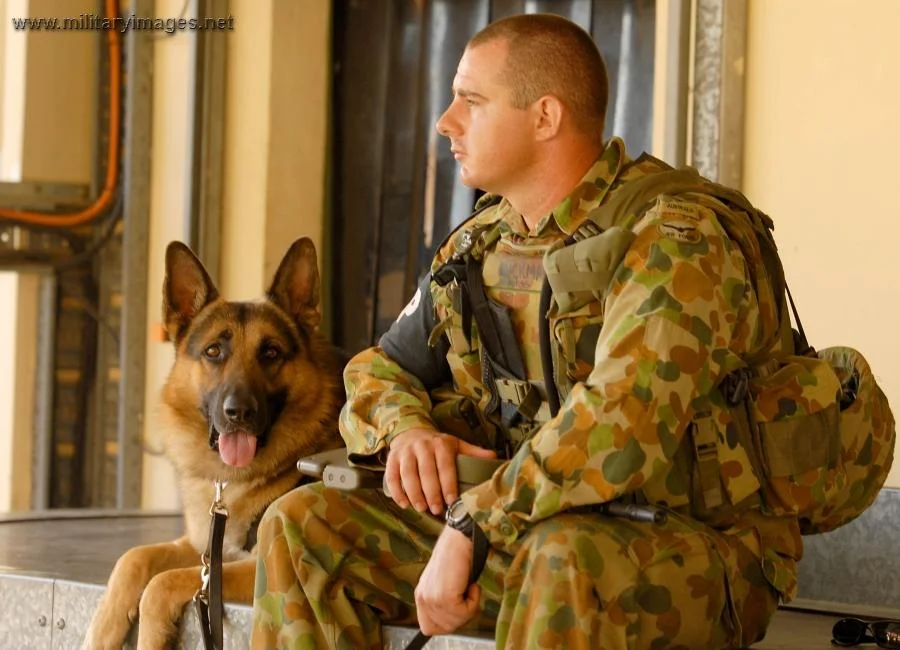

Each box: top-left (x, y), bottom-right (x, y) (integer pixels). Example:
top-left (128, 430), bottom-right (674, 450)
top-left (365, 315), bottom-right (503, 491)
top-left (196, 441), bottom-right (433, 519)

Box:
top-left (446, 499), bottom-right (468, 526)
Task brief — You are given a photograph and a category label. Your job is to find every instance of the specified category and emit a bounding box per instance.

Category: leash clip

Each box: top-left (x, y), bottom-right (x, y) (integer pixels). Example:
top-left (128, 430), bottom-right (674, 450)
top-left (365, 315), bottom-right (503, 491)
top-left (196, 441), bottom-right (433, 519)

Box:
top-left (210, 480), bottom-right (229, 516)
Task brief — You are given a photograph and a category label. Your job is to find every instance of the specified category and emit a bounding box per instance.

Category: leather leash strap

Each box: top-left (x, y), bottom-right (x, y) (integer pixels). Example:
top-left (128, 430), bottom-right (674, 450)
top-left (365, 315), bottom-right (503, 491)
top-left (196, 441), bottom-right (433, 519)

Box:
top-left (193, 480), bottom-right (228, 650)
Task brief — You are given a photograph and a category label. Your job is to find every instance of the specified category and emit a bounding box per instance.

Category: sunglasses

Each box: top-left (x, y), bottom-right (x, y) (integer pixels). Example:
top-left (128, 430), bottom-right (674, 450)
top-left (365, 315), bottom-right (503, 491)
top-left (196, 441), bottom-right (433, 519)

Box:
top-left (832, 618), bottom-right (900, 648)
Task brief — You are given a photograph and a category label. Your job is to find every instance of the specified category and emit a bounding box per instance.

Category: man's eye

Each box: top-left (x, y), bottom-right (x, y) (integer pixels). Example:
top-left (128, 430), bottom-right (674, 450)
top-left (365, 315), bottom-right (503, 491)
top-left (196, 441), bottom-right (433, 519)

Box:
top-left (203, 343), bottom-right (222, 359)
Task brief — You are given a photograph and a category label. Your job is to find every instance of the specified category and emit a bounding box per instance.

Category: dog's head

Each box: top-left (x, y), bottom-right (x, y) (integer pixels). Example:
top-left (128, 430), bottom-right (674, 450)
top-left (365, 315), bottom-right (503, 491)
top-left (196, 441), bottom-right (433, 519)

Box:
top-left (161, 238), bottom-right (330, 471)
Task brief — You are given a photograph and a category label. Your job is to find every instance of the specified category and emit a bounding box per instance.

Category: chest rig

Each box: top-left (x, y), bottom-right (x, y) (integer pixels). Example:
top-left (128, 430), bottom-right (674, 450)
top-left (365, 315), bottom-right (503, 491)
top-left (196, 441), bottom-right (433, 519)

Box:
top-left (429, 161), bottom-right (689, 455)
top-left (431, 210), bottom-right (550, 454)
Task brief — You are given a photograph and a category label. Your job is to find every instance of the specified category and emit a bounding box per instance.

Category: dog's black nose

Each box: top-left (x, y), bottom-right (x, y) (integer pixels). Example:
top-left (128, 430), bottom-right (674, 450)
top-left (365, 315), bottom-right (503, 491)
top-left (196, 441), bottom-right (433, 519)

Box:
top-left (223, 393), bottom-right (258, 424)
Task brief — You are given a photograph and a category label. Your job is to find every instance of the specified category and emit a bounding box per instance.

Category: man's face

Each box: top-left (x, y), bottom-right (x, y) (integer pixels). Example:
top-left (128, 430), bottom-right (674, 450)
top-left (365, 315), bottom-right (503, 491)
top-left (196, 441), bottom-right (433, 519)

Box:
top-left (435, 40), bottom-right (536, 194)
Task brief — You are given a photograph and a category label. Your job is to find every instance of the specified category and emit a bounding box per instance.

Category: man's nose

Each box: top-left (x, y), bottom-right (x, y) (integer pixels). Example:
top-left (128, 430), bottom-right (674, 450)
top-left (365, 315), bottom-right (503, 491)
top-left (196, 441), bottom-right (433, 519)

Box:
top-left (435, 104), bottom-right (457, 138)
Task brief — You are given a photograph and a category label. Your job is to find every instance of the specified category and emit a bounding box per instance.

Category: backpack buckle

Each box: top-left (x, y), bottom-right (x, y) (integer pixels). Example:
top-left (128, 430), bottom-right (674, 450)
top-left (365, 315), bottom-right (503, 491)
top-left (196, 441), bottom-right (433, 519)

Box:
top-left (721, 368), bottom-right (750, 406)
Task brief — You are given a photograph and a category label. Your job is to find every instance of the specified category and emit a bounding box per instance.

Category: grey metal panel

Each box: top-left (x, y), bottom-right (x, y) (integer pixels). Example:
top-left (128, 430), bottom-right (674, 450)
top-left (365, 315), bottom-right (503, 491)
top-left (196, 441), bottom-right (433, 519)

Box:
top-left (51, 581), bottom-right (104, 649)
top-left (32, 273), bottom-right (57, 510)
top-left (117, 0), bottom-right (154, 509)
top-left (0, 574), bottom-right (54, 649)
top-left (175, 602), bottom-right (252, 650)
top-left (690, 0), bottom-right (746, 184)
top-left (690, 0), bottom-right (748, 186)
top-left (796, 487), bottom-right (900, 617)
top-left (86, 0), bottom-right (120, 511)
top-left (186, 0), bottom-right (228, 283)
top-left (690, 0), bottom-right (723, 181)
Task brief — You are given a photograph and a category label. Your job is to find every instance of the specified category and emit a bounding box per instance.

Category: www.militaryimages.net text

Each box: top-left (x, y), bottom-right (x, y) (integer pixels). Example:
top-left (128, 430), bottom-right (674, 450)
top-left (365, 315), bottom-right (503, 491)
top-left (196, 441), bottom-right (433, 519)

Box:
top-left (11, 13), bottom-right (234, 34)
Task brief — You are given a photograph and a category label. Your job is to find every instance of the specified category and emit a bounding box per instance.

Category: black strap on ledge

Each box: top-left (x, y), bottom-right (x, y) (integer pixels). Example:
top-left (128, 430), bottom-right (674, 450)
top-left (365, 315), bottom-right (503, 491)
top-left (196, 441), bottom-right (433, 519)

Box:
top-left (194, 492), bottom-right (228, 650)
top-left (404, 522), bottom-right (490, 650)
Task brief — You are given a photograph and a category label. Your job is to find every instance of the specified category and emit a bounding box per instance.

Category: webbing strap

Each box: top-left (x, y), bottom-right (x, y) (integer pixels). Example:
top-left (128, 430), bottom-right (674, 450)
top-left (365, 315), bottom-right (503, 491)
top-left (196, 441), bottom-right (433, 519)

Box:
top-left (465, 255), bottom-right (526, 379)
top-left (692, 415), bottom-right (724, 509)
top-left (194, 507), bottom-right (227, 650)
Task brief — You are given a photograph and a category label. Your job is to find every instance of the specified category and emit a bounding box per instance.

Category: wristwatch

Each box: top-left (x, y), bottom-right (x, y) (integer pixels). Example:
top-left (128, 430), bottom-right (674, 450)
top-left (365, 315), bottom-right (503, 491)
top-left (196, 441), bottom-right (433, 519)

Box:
top-left (445, 497), bottom-right (475, 539)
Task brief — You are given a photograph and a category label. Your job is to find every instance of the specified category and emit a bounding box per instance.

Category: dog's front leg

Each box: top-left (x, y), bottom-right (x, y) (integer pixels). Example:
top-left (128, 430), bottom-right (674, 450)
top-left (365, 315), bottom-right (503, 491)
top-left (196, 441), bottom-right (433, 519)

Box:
top-left (135, 556), bottom-right (258, 650)
top-left (83, 536), bottom-right (200, 650)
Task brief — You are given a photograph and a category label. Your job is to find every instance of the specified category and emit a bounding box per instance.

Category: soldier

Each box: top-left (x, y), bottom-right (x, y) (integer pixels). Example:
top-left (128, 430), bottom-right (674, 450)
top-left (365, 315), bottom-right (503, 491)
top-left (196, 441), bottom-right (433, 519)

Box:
top-left (251, 12), bottom-right (801, 650)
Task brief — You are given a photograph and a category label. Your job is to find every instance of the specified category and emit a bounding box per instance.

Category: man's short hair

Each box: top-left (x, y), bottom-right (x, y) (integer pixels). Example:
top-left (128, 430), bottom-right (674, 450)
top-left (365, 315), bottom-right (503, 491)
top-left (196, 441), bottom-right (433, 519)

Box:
top-left (468, 13), bottom-right (609, 143)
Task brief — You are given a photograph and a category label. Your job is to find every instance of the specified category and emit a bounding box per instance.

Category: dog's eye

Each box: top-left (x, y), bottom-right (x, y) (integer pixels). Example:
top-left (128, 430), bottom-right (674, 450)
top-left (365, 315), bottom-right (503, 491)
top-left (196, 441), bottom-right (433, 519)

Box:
top-left (203, 343), bottom-right (222, 359)
top-left (260, 344), bottom-right (282, 362)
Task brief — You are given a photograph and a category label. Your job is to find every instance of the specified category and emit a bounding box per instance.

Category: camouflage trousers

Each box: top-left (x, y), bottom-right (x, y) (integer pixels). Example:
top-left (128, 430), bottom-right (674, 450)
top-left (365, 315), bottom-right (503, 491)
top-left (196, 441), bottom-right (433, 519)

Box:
top-left (250, 483), bottom-right (780, 650)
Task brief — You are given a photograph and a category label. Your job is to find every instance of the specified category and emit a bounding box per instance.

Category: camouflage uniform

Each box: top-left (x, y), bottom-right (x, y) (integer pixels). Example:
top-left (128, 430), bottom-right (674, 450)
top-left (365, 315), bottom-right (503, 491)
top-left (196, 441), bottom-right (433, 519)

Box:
top-left (251, 137), bottom-right (802, 649)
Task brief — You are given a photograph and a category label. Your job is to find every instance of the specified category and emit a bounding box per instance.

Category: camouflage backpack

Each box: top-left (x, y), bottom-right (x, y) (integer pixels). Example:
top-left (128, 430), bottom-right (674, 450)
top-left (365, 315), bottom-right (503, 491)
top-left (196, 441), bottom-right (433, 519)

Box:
top-left (542, 163), bottom-right (895, 535)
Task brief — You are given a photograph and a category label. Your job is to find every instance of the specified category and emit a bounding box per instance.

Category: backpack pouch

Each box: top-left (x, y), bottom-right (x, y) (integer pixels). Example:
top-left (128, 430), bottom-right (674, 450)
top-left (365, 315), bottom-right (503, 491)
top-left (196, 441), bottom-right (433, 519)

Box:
top-left (747, 354), bottom-right (843, 521)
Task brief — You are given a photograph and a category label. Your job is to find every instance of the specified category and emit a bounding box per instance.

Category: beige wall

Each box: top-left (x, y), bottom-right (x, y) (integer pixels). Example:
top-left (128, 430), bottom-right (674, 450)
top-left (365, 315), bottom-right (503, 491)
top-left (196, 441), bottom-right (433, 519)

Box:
top-left (744, 0), bottom-right (900, 486)
top-left (139, 0), bottom-right (195, 510)
top-left (0, 271), bottom-right (38, 512)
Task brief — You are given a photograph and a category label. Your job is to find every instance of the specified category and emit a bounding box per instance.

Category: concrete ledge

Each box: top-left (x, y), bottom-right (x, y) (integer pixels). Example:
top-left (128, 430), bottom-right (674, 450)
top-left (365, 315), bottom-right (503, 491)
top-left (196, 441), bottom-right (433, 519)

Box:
top-left (0, 509), bottom-right (886, 649)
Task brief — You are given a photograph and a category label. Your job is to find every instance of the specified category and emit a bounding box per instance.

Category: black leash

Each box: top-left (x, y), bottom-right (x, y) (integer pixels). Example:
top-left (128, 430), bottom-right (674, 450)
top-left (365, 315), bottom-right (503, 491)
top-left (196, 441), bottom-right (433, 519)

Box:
top-left (194, 480), bottom-right (228, 650)
top-left (404, 522), bottom-right (491, 650)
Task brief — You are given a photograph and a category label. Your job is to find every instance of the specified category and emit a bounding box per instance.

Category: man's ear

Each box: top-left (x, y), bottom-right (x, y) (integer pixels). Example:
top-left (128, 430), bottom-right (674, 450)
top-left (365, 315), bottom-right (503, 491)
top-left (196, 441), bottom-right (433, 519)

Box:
top-left (533, 94), bottom-right (564, 141)
top-left (162, 241), bottom-right (219, 342)
top-left (266, 237), bottom-right (322, 330)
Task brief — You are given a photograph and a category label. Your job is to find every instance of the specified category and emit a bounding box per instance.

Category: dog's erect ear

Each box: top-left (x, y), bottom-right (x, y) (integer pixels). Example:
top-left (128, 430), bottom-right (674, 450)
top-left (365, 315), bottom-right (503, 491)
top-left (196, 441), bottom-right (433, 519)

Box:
top-left (266, 237), bottom-right (321, 330)
top-left (163, 241), bottom-right (219, 341)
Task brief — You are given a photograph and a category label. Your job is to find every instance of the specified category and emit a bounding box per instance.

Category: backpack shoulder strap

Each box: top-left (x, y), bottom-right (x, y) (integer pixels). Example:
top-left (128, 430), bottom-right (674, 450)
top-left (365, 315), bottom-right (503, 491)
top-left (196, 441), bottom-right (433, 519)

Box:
top-left (579, 163), bottom-right (704, 234)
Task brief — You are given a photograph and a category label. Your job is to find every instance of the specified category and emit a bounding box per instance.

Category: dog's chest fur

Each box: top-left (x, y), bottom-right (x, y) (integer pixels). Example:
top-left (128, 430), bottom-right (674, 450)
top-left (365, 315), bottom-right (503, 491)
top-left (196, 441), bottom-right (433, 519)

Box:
top-left (179, 474), bottom-right (282, 561)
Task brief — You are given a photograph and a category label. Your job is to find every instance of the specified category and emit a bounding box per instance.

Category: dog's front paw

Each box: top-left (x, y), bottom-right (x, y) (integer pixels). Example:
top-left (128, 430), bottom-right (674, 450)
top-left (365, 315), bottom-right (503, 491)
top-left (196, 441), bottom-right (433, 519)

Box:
top-left (135, 569), bottom-right (199, 650)
top-left (82, 592), bottom-right (138, 650)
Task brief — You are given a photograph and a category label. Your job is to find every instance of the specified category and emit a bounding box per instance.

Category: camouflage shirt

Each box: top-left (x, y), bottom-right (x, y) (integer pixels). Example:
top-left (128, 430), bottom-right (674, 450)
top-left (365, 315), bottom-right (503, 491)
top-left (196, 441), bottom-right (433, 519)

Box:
top-left (340, 137), bottom-right (801, 599)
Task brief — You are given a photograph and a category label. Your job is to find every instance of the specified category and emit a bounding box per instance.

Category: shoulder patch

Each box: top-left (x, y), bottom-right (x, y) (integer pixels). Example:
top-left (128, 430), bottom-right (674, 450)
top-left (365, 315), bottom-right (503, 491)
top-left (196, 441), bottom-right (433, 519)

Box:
top-left (658, 197), bottom-right (702, 221)
top-left (657, 220), bottom-right (703, 244)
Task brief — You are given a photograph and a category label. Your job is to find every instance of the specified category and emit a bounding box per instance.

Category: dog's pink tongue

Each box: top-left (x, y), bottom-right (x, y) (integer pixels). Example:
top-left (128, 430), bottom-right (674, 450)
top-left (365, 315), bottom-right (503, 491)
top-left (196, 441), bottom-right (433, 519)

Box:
top-left (218, 432), bottom-right (257, 467)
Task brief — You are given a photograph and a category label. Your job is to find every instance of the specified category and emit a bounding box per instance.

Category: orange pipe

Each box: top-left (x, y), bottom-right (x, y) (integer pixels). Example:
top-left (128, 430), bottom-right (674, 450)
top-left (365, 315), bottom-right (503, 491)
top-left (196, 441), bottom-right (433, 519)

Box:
top-left (0, 0), bottom-right (121, 227)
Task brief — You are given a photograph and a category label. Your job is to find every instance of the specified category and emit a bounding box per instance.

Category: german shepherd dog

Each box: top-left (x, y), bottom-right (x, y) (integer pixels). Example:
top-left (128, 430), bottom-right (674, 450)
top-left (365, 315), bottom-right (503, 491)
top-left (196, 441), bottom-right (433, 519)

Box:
top-left (84, 238), bottom-right (345, 649)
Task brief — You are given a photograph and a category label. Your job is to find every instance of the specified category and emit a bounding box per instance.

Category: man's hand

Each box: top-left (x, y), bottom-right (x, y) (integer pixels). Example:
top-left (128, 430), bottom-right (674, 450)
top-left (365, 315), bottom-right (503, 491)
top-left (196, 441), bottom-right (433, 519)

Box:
top-left (415, 526), bottom-right (480, 636)
top-left (386, 428), bottom-right (496, 515)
